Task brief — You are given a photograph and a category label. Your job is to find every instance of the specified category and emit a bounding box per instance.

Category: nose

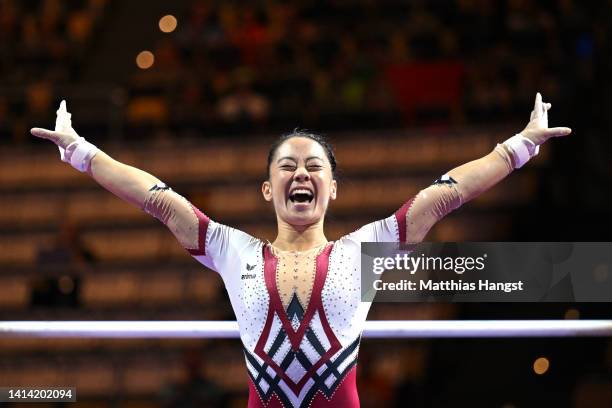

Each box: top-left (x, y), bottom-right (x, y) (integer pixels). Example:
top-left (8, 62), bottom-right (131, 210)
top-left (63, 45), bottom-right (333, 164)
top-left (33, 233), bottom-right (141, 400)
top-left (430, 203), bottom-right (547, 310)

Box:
top-left (293, 165), bottom-right (310, 182)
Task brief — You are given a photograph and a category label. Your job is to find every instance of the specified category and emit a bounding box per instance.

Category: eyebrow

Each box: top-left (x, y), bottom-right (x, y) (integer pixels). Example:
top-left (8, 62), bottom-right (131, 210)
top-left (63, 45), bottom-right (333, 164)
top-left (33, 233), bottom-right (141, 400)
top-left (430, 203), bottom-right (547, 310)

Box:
top-left (276, 156), bottom-right (324, 163)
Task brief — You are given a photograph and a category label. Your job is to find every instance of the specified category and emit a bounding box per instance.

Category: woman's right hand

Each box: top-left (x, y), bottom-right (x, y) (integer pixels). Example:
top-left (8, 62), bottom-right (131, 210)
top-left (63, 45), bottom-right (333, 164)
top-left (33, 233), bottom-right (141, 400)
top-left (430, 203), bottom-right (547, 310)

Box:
top-left (31, 100), bottom-right (80, 155)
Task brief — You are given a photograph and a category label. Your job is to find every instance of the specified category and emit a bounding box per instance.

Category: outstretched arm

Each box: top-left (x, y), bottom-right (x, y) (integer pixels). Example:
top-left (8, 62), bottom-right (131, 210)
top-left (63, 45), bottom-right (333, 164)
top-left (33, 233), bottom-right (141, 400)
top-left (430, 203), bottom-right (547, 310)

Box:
top-left (31, 101), bottom-right (203, 251)
top-left (397, 93), bottom-right (572, 243)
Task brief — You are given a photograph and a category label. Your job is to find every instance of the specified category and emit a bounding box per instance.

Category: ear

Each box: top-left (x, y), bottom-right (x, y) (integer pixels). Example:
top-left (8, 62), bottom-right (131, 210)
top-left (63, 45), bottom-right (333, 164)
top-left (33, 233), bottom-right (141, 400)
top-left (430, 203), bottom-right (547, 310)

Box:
top-left (262, 180), bottom-right (273, 201)
top-left (330, 179), bottom-right (337, 200)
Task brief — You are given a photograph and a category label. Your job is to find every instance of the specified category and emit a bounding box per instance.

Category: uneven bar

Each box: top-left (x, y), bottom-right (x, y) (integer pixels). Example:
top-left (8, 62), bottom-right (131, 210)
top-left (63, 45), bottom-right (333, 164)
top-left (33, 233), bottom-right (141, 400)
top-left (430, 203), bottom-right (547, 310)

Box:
top-left (0, 320), bottom-right (611, 338)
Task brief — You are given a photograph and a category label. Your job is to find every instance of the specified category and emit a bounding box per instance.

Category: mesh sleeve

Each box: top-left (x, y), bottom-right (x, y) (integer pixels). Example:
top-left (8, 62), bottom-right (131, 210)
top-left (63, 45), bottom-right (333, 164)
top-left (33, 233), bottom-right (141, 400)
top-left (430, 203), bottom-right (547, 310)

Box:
top-left (141, 183), bottom-right (260, 277)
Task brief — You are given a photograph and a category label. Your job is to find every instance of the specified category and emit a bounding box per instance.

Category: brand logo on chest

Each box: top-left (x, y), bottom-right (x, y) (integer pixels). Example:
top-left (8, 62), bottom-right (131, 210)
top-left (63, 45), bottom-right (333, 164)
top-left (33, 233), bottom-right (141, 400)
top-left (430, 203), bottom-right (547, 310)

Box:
top-left (241, 262), bottom-right (258, 280)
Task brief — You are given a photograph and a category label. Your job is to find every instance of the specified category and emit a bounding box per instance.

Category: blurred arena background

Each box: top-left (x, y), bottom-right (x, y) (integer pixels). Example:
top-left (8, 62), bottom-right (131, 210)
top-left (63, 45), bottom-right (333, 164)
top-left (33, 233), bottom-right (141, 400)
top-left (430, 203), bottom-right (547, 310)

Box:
top-left (1, 0), bottom-right (611, 406)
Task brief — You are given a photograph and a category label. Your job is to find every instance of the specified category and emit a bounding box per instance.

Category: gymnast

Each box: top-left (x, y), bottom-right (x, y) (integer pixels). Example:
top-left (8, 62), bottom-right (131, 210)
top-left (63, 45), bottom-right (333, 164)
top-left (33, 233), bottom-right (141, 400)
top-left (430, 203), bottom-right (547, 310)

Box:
top-left (31, 93), bottom-right (570, 407)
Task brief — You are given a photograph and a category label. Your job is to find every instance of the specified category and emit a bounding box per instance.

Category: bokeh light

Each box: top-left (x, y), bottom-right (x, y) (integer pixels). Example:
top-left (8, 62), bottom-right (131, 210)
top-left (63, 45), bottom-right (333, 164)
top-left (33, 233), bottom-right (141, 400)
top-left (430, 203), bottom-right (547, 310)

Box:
top-left (136, 50), bottom-right (154, 69)
top-left (533, 357), bottom-right (550, 375)
top-left (159, 15), bottom-right (177, 33)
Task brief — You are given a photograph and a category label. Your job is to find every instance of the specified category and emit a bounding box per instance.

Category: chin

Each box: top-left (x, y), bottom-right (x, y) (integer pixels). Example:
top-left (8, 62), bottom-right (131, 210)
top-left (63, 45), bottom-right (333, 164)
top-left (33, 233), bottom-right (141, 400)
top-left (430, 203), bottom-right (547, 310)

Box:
top-left (284, 212), bottom-right (322, 227)
top-left (287, 216), bottom-right (316, 227)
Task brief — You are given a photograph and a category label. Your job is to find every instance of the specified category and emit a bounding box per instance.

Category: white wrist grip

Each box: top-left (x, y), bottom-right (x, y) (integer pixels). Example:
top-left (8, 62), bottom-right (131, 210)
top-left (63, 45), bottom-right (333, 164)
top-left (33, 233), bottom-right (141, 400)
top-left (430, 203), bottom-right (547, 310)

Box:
top-left (504, 134), bottom-right (540, 169)
top-left (66, 138), bottom-right (99, 172)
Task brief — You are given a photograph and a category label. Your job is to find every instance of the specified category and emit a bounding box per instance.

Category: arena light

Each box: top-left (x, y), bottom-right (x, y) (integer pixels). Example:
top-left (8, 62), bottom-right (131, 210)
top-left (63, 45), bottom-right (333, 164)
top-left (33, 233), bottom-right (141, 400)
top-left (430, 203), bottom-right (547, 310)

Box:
top-left (0, 320), bottom-right (611, 339)
top-left (533, 356), bottom-right (550, 375)
top-left (159, 14), bottom-right (177, 33)
top-left (136, 50), bottom-right (154, 69)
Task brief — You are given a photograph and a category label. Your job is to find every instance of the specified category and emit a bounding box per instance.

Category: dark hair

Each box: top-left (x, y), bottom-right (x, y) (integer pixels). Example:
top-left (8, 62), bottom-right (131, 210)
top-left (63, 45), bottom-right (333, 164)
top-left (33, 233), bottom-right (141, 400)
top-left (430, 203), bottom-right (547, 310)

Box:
top-left (266, 129), bottom-right (337, 179)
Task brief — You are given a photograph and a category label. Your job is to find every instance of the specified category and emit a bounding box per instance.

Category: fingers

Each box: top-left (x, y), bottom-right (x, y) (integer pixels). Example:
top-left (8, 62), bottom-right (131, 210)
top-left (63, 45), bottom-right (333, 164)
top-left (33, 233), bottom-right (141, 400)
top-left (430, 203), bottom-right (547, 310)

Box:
top-left (529, 106), bottom-right (549, 121)
top-left (531, 92), bottom-right (553, 125)
top-left (529, 94), bottom-right (569, 139)
top-left (57, 99), bottom-right (67, 115)
top-left (56, 100), bottom-right (69, 120)
top-left (55, 99), bottom-right (74, 134)
top-left (534, 92), bottom-right (542, 119)
top-left (31, 127), bottom-right (57, 141)
top-left (545, 127), bottom-right (572, 138)
top-left (56, 100), bottom-right (68, 123)
top-left (32, 100), bottom-right (79, 149)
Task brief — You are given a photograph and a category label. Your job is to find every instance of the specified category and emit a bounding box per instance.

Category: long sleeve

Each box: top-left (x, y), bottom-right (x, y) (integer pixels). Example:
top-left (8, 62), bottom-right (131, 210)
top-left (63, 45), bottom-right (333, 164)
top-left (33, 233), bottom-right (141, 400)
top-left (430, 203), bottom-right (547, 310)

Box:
top-left (395, 144), bottom-right (514, 243)
top-left (142, 184), bottom-right (207, 253)
top-left (142, 184), bottom-right (260, 277)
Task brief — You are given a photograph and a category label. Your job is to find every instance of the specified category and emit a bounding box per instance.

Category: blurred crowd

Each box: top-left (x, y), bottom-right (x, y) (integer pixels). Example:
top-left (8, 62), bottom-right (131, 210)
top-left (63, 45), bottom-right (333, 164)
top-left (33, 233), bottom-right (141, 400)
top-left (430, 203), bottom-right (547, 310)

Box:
top-left (1, 0), bottom-right (609, 142)
top-left (0, 0), bottom-right (110, 142)
top-left (131, 0), bottom-right (605, 135)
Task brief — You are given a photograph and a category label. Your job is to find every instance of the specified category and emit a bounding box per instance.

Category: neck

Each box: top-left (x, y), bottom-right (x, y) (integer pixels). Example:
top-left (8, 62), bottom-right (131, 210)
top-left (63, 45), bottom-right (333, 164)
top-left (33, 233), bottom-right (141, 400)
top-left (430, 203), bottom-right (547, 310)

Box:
top-left (272, 217), bottom-right (328, 252)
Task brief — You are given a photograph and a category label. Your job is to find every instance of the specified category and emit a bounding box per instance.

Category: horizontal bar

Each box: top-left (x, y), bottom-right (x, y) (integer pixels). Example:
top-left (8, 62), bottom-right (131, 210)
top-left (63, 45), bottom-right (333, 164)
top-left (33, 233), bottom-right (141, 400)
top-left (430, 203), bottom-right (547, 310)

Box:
top-left (0, 320), bottom-right (610, 339)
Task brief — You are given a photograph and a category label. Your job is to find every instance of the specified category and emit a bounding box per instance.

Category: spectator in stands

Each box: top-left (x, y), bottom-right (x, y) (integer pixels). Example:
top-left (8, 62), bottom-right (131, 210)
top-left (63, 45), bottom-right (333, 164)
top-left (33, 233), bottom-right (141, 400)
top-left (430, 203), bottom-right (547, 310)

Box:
top-left (216, 68), bottom-right (270, 126)
top-left (31, 216), bottom-right (95, 308)
top-left (159, 347), bottom-right (226, 407)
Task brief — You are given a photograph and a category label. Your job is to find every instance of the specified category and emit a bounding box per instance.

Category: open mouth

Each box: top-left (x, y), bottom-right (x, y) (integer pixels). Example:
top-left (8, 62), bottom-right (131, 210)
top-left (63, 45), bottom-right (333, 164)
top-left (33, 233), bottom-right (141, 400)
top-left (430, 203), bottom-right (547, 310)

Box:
top-left (288, 188), bottom-right (314, 204)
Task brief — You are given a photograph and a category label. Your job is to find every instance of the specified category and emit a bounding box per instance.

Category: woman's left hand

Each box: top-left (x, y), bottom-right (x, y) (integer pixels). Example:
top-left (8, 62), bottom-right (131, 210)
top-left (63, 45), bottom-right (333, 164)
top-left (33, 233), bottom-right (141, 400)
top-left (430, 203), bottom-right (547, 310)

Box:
top-left (520, 92), bottom-right (572, 146)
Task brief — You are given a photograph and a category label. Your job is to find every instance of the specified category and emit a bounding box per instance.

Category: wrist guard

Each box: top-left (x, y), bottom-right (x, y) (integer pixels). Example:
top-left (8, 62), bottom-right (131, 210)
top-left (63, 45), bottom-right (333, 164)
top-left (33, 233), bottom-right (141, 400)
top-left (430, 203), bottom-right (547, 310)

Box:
top-left (503, 134), bottom-right (540, 169)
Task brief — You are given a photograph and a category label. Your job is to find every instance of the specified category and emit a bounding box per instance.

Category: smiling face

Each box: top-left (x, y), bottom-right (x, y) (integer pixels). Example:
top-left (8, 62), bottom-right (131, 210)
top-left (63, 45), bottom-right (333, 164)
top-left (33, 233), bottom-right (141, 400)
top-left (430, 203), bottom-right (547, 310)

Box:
top-left (262, 137), bottom-right (337, 228)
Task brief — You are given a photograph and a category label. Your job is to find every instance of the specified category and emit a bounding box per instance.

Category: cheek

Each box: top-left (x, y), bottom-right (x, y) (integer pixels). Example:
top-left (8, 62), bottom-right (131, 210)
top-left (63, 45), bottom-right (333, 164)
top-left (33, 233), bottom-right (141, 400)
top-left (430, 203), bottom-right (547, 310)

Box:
top-left (270, 177), bottom-right (288, 201)
top-left (314, 177), bottom-right (333, 200)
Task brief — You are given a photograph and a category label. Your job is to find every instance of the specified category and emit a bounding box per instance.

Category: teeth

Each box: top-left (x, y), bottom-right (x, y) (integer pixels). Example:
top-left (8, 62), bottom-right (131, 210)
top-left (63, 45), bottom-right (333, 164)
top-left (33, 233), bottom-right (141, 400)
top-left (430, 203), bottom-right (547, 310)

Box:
top-left (289, 188), bottom-right (314, 203)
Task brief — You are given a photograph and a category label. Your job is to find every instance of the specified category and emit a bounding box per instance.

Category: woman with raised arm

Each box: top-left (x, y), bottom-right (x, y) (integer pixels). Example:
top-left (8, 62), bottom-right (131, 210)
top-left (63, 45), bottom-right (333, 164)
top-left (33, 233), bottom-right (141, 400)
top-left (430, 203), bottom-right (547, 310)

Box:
top-left (31, 93), bottom-right (570, 408)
